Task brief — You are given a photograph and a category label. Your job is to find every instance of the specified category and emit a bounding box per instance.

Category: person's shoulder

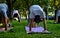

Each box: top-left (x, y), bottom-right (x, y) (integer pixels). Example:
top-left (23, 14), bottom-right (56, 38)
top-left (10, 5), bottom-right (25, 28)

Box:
top-left (30, 5), bottom-right (40, 9)
top-left (32, 5), bottom-right (39, 6)
top-left (13, 10), bottom-right (18, 12)
top-left (2, 3), bottom-right (7, 6)
top-left (31, 5), bottom-right (39, 7)
top-left (0, 3), bottom-right (7, 6)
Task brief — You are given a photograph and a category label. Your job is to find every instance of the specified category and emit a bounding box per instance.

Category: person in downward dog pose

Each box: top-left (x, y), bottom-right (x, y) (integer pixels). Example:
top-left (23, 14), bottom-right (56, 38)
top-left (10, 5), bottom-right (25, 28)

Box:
top-left (29, 5), bottom-right (48, 33)
top-left (12, 9), bottom-right (20, 22)
top-left (0, 2), bottom-right (12, 31)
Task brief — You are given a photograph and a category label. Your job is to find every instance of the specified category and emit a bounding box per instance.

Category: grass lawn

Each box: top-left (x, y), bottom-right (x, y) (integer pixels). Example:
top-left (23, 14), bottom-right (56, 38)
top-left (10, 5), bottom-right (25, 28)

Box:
top-left (0, 20), bottom-right (60, 38)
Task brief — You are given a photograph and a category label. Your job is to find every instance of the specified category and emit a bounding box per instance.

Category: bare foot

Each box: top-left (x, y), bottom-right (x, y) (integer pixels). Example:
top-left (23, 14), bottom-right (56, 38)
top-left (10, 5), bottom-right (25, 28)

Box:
top-left (29, 31), bottom-right (34, 33)
top-left (43, 30), bottom-right (49, 33)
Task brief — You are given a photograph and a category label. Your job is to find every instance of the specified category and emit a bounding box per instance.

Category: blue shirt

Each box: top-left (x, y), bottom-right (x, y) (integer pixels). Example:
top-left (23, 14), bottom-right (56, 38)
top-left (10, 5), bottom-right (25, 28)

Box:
top-left (0, 3), bottom-right (8, 18)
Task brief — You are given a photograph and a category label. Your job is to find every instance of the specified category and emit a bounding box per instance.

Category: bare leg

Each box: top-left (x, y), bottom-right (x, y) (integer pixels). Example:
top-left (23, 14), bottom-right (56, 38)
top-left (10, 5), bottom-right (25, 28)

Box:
top-left (18, 16), bottom-right (20, 22)
top-left (43, 18), bottom-right (47, 31)
top-left (1, 18), bottom-right (5, 28)
top-left (5, 17), bottom-right (9, 31)
top-left (56, 17), bottom-right (58, 23)
top-left (29, 19), bottom-right (34, 32)
top-left (1, 18), bottom-right (8, 31)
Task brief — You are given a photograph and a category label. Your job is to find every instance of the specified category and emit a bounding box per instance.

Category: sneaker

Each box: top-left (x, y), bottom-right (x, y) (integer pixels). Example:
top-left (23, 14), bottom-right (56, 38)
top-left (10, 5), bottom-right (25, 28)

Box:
top-left (8, 24), bottom-right (14, 27)
top-left (28, 31), bottom-right (34, 33)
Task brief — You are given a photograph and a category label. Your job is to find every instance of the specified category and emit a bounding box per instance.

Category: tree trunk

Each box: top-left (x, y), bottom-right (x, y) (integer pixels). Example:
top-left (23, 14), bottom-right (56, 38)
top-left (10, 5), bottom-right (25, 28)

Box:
top-left (6, 0), bottom-right (16, 18)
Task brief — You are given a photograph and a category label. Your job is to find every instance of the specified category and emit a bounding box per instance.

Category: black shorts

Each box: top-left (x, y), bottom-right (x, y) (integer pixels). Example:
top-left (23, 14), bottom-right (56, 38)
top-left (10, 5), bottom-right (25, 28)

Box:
top-left (13, 13), bottom-right (18, 17)
top-left (34, 15), bottom-right (42, 23)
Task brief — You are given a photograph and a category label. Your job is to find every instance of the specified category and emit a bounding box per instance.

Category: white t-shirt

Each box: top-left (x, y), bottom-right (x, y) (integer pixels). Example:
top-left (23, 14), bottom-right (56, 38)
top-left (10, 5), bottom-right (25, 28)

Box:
top-left (29, 5), bottom-right (46, 19)
top-left (13, 10), bottom-right (20, 17)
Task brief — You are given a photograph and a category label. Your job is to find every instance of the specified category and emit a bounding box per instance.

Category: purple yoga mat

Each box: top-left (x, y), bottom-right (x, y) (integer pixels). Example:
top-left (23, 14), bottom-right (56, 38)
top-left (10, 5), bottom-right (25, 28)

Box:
top-left (0, 28), bottom-right (5, 32)
top-left (25, 26), bottom-right (44, 33)
top-left (0, 27), bottom-right (13, 32)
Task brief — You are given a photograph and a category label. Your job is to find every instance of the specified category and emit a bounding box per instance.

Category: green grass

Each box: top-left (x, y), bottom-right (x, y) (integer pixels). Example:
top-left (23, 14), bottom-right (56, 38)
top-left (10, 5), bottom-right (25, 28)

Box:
top-left (0, 20), bottom-right (60, 38)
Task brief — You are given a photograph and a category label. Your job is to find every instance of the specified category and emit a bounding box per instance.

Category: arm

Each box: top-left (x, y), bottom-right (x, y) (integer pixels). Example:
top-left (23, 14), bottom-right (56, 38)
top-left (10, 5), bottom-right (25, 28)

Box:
top-left (41, 11), bottom-right (46, 30)
top-left (29, 19), bottom-right (34, 31)
top-left (43, 18), bottom-right (47, 30)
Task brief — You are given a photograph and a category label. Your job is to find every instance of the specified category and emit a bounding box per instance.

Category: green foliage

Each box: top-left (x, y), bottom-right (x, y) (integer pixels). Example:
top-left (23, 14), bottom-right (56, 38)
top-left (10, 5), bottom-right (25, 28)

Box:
top-left (1, 0), bottom-right (60, 17)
